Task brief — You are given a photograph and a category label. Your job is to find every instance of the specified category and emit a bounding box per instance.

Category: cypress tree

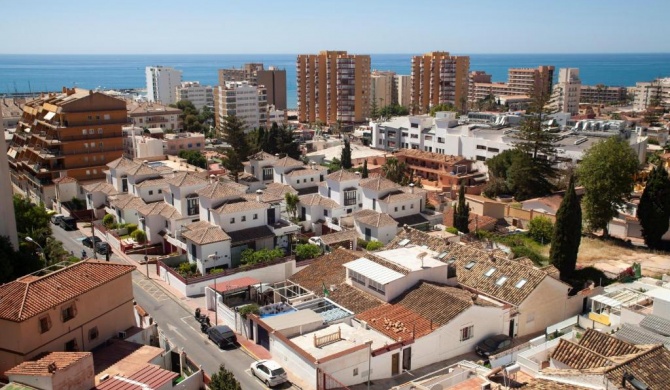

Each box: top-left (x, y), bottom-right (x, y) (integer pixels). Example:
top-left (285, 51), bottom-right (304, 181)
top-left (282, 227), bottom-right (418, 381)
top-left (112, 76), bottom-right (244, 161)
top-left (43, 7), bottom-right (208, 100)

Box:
top-left (361, 160), bottom-right (369, 178)
top-left (550, 175), bottom-right (582, 281)
top-left (453, 184), bottom-right (470, 233)
top-left (638, 165), bottom-right (670, 249)
top-left (341, 139), bottom-right (352, 169)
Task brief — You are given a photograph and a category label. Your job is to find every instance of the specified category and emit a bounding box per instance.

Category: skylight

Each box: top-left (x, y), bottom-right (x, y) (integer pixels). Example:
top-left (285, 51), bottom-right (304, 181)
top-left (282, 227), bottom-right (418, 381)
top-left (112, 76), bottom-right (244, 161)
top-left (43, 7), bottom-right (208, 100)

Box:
top-left (465, 261), bottom-right (476, 270)
top-left (438, 252), bottom-right (449, 260)
top-left (398, 238), bottom-right (410, 247)
top-left (484, 268), bottom-right (496, 277)
top-left (515, 279), bottom-right (528, 288)
top-left (496, 276), bottom-right (509, 286)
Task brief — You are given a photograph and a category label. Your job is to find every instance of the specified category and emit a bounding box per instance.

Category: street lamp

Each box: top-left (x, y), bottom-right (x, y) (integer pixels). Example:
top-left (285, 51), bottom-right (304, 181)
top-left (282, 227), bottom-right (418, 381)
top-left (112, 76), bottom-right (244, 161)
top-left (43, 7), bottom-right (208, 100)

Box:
top-left (207, 251), bottom-right (221, 326)
top-left (139, 217), bottom-right (149, 278)
top-left (25, 236), bottom-right (47, 265)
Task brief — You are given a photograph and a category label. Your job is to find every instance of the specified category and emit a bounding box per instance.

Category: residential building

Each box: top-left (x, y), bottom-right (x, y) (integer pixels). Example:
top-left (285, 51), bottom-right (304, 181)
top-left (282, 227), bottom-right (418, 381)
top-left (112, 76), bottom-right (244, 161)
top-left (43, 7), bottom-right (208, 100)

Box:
top-left (258, 66), bottom-right (287, 110)
top-left (551, 68), bottom-right (582, 115)
top-left (145, 66), bottom-right (182, 105)
top-left (7, 88), bottom-right (127, 207)
top-left (6, 352), bottom-right (94, 390)
top-left (122, 127), bottom-right (164, 159)
top-left (175, 81), bottom-right (214, 110)
top-left (633, 77), bottom-right (670, 111)
top-left (0, 260), bottom-right (136, 377)
top-left (394, 74), bottom-right (411, 108)
top-left (267, 104), bottom-right (287, 126)
top-left (410, 51), bottom-right (470, 113)
top-left (468, 70), bottom-right (492, 103)
top-left (218, 63), bottom-right (265, 85)
top-left (127, 101), bottom-right (182, 131)
top-left (296, 50), bottom-right (371, 124)
top-left (371, 70), bottom-right (395, 109)
top-left (163, 132), bottom-right (205, 155)
top-left (580, 84), bottom-right (628, 105)
top-left (1, 98), bottom-right (26, 129)
top-left (0, 107), bottom-right (18, 249)
top-left (394, 148), bottom-right (484, 191)
top-left (213, 81), bottom-right (267, 132)
top-left (469, 66), bottom-right (554, 104)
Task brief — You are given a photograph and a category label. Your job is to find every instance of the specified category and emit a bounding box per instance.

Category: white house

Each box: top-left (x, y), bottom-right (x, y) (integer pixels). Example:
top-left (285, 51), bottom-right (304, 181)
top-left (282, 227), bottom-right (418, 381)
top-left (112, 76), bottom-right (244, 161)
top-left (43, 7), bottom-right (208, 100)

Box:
top-left (352, 209), bottom-right (398, 244)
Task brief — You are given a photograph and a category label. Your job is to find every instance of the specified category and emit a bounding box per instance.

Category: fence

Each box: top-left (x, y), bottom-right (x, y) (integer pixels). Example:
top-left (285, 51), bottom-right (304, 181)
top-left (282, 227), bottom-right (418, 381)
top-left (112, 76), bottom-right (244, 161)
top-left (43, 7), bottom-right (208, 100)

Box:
top-left (505, 206), bottom-right (556, 226)
top-left (316, 368), bottom-right (350, 390)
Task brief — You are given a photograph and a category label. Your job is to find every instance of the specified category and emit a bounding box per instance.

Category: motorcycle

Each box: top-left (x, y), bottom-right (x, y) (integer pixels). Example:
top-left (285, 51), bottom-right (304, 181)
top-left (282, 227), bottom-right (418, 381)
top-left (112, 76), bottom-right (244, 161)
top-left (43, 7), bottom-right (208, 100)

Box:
top-left (200, 316), bottom-right (211, 333)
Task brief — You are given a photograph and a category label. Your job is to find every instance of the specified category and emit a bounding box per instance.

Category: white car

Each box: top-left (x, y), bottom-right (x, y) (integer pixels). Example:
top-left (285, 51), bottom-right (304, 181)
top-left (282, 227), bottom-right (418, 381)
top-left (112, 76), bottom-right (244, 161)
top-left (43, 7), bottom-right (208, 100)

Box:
top-left (250, 359), bottom-right (288, 387)
top-left (308, 236), bottom-right (322, 246)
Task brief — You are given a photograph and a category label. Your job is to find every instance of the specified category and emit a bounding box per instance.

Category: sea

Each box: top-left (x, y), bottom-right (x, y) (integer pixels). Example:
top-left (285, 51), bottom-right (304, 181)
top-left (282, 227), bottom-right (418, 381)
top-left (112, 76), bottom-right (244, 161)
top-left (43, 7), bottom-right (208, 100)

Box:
top-left (2, 53), bottom-right (670, 109)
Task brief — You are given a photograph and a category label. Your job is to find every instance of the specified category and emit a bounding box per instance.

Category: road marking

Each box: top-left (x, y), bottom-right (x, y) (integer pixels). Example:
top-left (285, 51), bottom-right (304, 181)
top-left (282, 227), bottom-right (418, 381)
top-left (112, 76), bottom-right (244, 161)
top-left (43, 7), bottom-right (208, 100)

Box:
top-left (165, 322), bottom-right (186, 340)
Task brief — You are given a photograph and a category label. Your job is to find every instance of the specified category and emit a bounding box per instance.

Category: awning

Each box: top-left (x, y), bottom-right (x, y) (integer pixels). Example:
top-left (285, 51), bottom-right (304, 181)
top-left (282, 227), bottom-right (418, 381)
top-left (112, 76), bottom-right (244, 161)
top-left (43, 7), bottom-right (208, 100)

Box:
top-left (591, 295), bottom-right (623, 307)
top-left (44, 112), bottom-right (56, 121)
top-left (210, 276), bottom-right (261, 294)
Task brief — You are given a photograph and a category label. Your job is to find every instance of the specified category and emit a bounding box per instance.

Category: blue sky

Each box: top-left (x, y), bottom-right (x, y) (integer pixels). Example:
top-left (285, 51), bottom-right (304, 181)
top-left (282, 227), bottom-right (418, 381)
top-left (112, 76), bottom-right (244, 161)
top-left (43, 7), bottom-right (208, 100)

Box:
top-left (2, 0), bottom-right (669, 54)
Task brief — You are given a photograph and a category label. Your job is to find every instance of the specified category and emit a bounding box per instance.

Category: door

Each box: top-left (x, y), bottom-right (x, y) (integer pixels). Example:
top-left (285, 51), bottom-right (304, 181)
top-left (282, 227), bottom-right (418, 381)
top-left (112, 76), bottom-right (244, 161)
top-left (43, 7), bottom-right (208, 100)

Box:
top-left (364, 228), bottom-right (371, 241)
top-left (301, 207), bottom-right (306, 221)
top-left (583, 297), bottom-right (589, 314)
top-left (402, 347), bottom-right (411, 371)
top-left (267, 208), bottom-right (276, 225)
top-left (257, 324), bottom-right (270, 350)
top-left (509, 318), bottom-right (515, 338)
top-left (391, 353), bottom-right (400, 376)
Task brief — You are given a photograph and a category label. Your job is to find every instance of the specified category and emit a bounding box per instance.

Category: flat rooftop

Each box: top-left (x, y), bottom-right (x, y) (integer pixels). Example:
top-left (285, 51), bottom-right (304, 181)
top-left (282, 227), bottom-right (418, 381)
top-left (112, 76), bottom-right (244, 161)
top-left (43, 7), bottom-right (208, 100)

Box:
top-left (373, 246), bottom-right (445, 271)
top-left (289, 322), bottom-right (393, 360)
top-left (92, 339), bottom-right (165, 384)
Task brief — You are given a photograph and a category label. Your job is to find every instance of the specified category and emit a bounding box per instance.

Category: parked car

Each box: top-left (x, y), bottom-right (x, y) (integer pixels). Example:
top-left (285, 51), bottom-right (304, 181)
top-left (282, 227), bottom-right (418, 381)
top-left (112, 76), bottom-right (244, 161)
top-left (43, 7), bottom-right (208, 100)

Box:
top-left (206, 325), bottom-right (237, 349)
top-left (250, 360), bottom-right (288, 387)
top-left (95, 242), bottom-right (111, 255)
top-left (82, 236), bottom-right (102, 248)
top-left (51, 214), bottom-right (64, 225)
top-left (59, 216), bottom-right (77, 231)
top-left (308, 236), bottom-right (322, 246)
top-left (475, 334), bottom-right (513, 357)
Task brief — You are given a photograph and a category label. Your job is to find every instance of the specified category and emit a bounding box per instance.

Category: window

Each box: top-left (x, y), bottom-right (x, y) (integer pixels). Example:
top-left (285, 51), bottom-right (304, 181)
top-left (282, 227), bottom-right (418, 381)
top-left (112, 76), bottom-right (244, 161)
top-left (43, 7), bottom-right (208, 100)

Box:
top-left (230, 217), bottom-right (235, 223)
top-left (465, 261), bottom-right (476, 270)
top-left (484, 267), bottom-right (496, 277)
top-left (241, 215), bottom-right (246, 222)
top-left (410, 204), bottom-right (414, 209)
top-left (460, 325), bottom-right (474, 341)
top-left (353, 368), bottom-right (359, 376)
top-left (92, 169), bottom-right (97, 175)
top-left (349, 270), bottom-right (365, 285)
top-left (476, 145), bottom-right (486, 150)
top-left (515, 279), bottom-right (528, 288)
top-left (84, 142), bottom-right (89, 148)
top-left (86, 170), bottom-right (91, 175)
top-left (89, 129), bottom-right (95, 134)
top-left (344, 190), bottom-right (357, 206)
top-left (394, 207), bottom-right (398, 212)
top-left (158, 189), bottom-right (162, 194)
top-left (488, 147), bottom-right (499, 153)
top-left (496, 276), bottom-right (508, 286)
top-left (253, 213), bottom-right (258, 220)
top-left (92, 155), bottom-right (97, 162)
top-left (148, 190), bottom-right (153, 195)
top-left (39, 315), bottom-right (51, 333)
top-left (368, 279), bottom-right (385, 294)
top-left (89, 327), bottom-right (99, 341)
top-left (311, 177), bottom-right (314, 182)
top-left (84, 156), bottom-right (88, 162)
top-left (65, 339), bottom-right (78, 352)
top-left (190, 243), bottom-right (196, 257)
top-left (104, 114), bottom-right (110, 120)
top-left (402, 205), bottom-right (405, 211)
top-left (186, 195), bottom-right (199, 216)
top-left (61, 303), bottom-right (77, 322)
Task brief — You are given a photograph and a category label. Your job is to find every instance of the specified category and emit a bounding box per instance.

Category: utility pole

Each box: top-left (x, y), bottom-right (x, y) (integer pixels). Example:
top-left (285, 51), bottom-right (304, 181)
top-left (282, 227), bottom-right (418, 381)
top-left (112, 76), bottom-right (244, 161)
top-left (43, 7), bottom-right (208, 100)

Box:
top-left (91, 209), bottom-right (97, 259)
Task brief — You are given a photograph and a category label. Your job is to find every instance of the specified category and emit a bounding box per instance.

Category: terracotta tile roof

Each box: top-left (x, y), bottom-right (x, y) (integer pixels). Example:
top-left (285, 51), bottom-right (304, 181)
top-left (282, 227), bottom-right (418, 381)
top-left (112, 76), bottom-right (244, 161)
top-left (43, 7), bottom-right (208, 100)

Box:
top-left (137, 201), bottom-right (180, 218)
top-left (166, 171), bottom-right (210, 188)
top-left (238, 172), bottom-right (261, 183)
top-left (326, 169), bottom-right (360, 182)
top-left (244, 183), bottom-right (297, 203)
top-left (551, 338), bottom-right (613, 369)
top-left (286, 167), bottom-right (323, 177)
top-left (215, 198), bottom-right (269, 214)
top-left (275, 156), bottom-right (304, 168)
top-left (288, 248), bottom-right (384, 314)
top-left (108, 194), bottom-right (147, 211)
top-left (53, 176), bottom-right (77, 184)
top-left (5, 352), bottom-right (91, 376)
top-left (135, 176), bottom-right (171, 188)
top-left (395, 149), bottom-right (469, 166)
top-left (106, 157), bottom-right (139, 170)
top-left (353, 209), bottom-right (398, 228)
top-left (604, 345), bottom-right (670, 389)
top-left (159, 204), bottom-right (182, 220)
top-left (386, 228), bottom-right (551, 306)
top-left (299, 194), bottom-right (339, 208)
top-left (378, 190), bottom-right (422, 204)
top-left (128, 101), bottom-right (181, 116)
top-left (579, 328), bottom-right (642, 357)
top-left (210, 277), bottom-right (260, 293)
top-left (96, 364), bottom-right (179, 390)
top-left (125, 163), bottom-right (160, 177)
top-left (181, 221), bottom-right (230, 245)
top-left (200, 180), bottom-right (248, 199)
top-left (359, 176), bottom-right (400, 192)
top-left (248, 151), bottom-right (279, 161)
top-left (0, 261), bottom-right (135, 322)
top-left (320, 230), bottom-right (358, 246)
top-left (82, 182), bottom-right (118, 196)
top-left (357, 282), bottom-right (479, 341)
top-left (522, 378), bottom-right (593, 390)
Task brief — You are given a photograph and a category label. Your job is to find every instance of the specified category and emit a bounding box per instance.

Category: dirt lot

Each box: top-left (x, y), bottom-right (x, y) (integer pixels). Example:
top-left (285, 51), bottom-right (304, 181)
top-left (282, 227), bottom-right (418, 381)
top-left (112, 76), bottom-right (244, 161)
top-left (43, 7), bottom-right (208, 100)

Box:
top-left (571, 237), bottom-right (670, 277)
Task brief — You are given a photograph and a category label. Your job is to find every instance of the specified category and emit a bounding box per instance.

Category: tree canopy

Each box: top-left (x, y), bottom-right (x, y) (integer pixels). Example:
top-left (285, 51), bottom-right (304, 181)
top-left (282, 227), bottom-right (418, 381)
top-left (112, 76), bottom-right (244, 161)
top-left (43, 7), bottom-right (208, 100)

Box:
top-left (209, 365), bottom-right (242, 390)
top-left (178, 150), bottom-right (207, 169)
top-left (381, 157), bottom-right (408, 184)
top-left (220, 115), bottom-right (251, 182)
top-left (248, 123), bottom-right (301, 160)
top-left (637, 165), bottom-right (670, 249)
top-left (378, 104), bottom-right (409, 120)
top-left (577, 137), bottom-right (639, 235)
top-left (429, 103), bottom-right (457, 117)
top-left (453, 184), bottom-right (470, 233)
top-left (171, 100), bottom-right (214, 133)
top-left (550, 175), bottom-right (582, 282)
top-left (341, 139), bottom-right (352, 169)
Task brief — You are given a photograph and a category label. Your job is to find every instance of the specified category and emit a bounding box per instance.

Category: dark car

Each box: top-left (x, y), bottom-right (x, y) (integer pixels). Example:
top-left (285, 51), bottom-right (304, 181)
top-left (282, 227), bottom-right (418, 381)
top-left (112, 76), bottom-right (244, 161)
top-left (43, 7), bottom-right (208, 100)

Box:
top-left (59, 216), bottom-right (77, 231)
top-left (82, 236), bottom-right (102, 248)
top-left (207, 325), bottom-right (237, 349)
top-left (475, 335), bottom-right (513, 357)
top-left (95, 242), bottom-right (111, 255)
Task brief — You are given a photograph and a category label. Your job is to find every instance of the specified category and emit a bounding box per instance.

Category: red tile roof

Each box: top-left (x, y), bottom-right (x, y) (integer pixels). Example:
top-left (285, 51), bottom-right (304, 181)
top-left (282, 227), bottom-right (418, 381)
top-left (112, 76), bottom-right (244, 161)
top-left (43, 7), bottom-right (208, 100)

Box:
top-left (0, 261), bottom-right (135, 322)
top-left (95, 364), bottom-right (178, 390)
top-left (210, 277), bottom-right (260, 293)
top-left (6, 352), bottom-right (91, 376)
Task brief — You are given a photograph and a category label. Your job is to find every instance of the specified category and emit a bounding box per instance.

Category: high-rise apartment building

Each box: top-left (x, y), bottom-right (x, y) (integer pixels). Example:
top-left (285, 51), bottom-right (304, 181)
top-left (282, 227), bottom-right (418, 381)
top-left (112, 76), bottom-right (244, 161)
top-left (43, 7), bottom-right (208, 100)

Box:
top-left (218, 63), bottom-right (264, 85)
top-left (550, 68), bottom-right (581, 115)
top-left (7, 88), bottom-right (127, 207)
top-left (146, 66), bottom-right (182, 105)
top-left (371, 70), bottom-right (395, 109)
top-left (579, 85), bottom-right (628, 105)
top-left (213, 81), bottom-right (267, 132)
top-left (394, 75), bottom-right (412, 108)
top-left (633, 78), bottom-right (670, 111)
top-left (175, 81), bottom-right (214, 110)
top-left (257, 67), bottom-right (287, 110)
top-left (410, 51), bottom-right (470, 114)
top-left (0, 108), bottom-right (18, 249)
top-left (507, 66), bottom-right (555, 97)
top-left (296, 51), bottom-right (371, 124)
top-left (468, 71), bottom-right (493, 102)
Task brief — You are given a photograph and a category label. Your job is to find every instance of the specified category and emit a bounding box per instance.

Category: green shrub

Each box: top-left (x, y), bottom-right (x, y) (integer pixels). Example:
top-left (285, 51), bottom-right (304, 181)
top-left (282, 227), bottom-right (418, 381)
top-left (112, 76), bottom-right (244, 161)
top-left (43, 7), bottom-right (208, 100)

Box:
top-left (131, 229), bottom-right (147, 244)
top-left (511, 245), bottom-right (548, 265)
top-left (475, 230), bottom-right (492, 239)
top-left (528, 216), bottom-right (554, 244)
top-left (366, 241), bottom-right (383, 251)
top-left (126, 223), bottom-right (138, 234)
top-left (446, 227), bottom-right (459, 235)
top-left (357, 238), bottom-right (369, 248)
top-left (102, 214), bottom-right (116, 229)
top-left (295, 244), bottom-right (322, 260)
top-left (240, 248), bottom-right (285, 266)
top-left (177, 262), bottom-right (198, 276)
top-left (239, 303), bottom-right (260, 319)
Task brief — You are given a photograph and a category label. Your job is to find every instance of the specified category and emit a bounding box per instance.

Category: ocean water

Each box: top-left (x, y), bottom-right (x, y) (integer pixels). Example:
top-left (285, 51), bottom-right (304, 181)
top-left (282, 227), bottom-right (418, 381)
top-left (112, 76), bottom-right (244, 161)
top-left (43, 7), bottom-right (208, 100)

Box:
top-left (1, 53), bottom-right (670, 109)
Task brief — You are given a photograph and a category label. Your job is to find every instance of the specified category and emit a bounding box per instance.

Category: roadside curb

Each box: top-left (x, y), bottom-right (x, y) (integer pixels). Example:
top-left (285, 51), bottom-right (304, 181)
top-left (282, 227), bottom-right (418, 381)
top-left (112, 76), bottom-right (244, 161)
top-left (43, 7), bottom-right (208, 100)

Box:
top-left (239, 343), bottom-right (261, 361)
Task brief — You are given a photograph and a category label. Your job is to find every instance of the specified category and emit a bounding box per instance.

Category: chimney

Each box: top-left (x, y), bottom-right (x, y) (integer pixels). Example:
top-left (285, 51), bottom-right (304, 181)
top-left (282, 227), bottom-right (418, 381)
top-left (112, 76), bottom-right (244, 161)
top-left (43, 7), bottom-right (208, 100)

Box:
top-left (256, 189), bottom-right (263, 202)
top-left (209, 174), bottom-right (215, 184)
top-left (409, 183), bottom-right (414, 193)
top-left (143, 160), bottom-right (148, 165)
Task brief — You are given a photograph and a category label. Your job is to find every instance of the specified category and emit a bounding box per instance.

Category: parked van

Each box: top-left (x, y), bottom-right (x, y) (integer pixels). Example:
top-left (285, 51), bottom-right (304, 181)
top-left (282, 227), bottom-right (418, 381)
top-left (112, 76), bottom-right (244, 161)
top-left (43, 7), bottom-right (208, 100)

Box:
top-left (206, 325), bottom-right (237, 349)
top-left (51, 214), bottom-right (64, 225)
top-left (59, 216), bottom-right (77, 231)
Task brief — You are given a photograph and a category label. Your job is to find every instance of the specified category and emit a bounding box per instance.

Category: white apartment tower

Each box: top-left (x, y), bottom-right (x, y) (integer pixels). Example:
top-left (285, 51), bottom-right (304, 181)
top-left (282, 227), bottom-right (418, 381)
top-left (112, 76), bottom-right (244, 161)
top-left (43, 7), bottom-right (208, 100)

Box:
top-left (214, 81), bottom-right (267, 132)
top-left (146, 66), bottom-right (183, 105)
top-left (0, 109), bottom-right (18, 249)
top-left (551, 68), bottom-right (581, 115)
top-left (175, 81), bottom-right (214, 110)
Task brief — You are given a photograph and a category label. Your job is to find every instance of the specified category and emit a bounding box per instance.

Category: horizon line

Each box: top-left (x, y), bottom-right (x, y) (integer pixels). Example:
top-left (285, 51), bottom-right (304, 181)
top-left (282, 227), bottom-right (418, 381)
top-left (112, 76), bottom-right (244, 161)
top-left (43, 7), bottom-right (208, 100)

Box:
top-left (1, 52), bottom-right (670, 56)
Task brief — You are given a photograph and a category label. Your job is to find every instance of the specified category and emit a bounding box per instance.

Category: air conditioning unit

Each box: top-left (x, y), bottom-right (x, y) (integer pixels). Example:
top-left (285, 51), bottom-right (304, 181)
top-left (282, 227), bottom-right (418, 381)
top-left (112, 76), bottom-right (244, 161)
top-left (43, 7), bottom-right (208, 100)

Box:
top-left (118, 331), bottom-right (127, 339)
top-left (480, 383), bottom-right (491, 390)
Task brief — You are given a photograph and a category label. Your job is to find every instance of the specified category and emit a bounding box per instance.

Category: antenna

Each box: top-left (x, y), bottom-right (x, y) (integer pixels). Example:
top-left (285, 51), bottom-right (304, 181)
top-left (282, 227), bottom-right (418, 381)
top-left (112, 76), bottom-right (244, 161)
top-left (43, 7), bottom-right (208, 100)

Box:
top-left (417, 251), bottom-right (427, 268)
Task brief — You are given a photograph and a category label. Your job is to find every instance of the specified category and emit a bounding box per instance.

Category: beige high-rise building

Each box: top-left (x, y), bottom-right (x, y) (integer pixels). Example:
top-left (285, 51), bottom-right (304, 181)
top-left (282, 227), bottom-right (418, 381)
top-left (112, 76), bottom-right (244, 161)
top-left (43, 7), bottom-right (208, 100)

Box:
top-left (410, 51), bottom-right (470, 114)
top-left (296, 51), bottom-right (371, 124)
top-left (507, 65), bottom-right (554, 97)
top-left (550, 68), bottom-right (581, 115)
top-left (371, 70), bottom-right (395, 109)
top-left (218, 63), bottom-right (264, 85)
top-left (213, 81), bottom-right (267, 132)
top-left (0, 108), bottom-right (18, 249)
top-left (394, 75), bottom-right (412, 108)
top-left (258, 67), bottom-right (287, 110)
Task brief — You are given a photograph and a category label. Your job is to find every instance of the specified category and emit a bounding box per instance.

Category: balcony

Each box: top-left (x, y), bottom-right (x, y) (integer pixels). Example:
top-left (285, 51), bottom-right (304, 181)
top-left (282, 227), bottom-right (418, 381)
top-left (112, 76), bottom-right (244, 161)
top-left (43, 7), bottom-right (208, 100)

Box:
top-left (268, 219), bottom-right (300, 236)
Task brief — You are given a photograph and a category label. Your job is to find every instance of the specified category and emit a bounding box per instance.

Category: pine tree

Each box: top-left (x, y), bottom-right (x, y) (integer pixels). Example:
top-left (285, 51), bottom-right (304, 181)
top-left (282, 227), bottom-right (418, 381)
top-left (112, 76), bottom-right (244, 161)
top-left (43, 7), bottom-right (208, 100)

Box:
top-left (361, 160), bottom-right (369, 178)
top-left (209, 365), bottom-right (242, 390)
top-left (341, 139), bottom-right (352, 169)
top-left (220, 115), bottom-right (251, 182)
top-left (453, 184), bottom-right (470, 233)
top-left (638, 165), bottom-right (670, 249)
top-left (550, 175), bottom-right (582, 281)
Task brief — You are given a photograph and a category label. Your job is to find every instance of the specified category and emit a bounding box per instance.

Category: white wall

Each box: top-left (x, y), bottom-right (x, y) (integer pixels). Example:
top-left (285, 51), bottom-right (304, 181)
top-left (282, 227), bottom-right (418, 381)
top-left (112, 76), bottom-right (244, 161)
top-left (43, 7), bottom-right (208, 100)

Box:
top-left (186, 240), bottom-right (232, 274)
top-left (354, 221), bottom-right (398, 244)
top-left (319, 347), bottom-right (371, 387)
top-left (517, 277), bottom-right (572, 337)
top-left (269, 335), bottom-right (316, 389)
top-left (284, 173), bottom-right (321, 190)
top-left (216, 208), bottom-right (268, 232)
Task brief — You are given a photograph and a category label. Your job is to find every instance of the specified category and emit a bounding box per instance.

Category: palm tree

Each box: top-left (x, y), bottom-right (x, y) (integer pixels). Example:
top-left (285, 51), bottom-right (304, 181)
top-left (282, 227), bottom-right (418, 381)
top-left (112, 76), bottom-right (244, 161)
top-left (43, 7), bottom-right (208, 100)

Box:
top-left (382, 157), bottom-right (408, 184)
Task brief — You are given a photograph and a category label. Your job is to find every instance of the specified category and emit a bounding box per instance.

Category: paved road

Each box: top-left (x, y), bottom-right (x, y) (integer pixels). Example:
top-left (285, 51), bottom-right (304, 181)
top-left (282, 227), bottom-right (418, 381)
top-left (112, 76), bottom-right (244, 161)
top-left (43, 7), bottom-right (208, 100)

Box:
top-left (50, 223), bottom-right (290, 390)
